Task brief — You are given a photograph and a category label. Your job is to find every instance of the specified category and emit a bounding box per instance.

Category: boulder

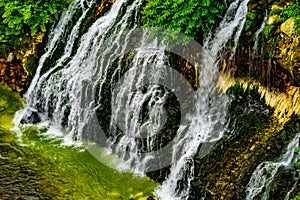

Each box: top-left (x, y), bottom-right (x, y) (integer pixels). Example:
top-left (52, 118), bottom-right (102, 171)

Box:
top-left (280, 17), bottom-right (295, 36)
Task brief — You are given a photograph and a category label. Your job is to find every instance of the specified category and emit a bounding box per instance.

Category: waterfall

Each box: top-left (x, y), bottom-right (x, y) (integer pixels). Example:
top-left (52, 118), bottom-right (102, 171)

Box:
top-left (156, 0), bottom-right (249, 198)
top-left (18, 0), bottom-right (144, 141)
top-left (15, 0), bottom-right (251, 199)
top-left (245, 133), bottom-right (300, 200)
top-left (26, 0), bottom-right (95, 99)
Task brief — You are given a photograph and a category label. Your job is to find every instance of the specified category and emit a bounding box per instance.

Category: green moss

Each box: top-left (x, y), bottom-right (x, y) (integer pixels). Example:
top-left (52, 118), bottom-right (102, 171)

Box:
top-left (226, 83), bottom-right (265, 104)
top-left (0, 84), bottom-right (23, 112)
top-left (264, 25), bottom-right (276, 40)
top-left (269, 8), bottom-right (281, 16)
top-left (0, 126), bottom-right (15, 143)
top-left (293, 194), bottom-right (300, 200)
top-left (0, 83), bottom-right (23, 128)
top-left (245, 19), bottom-right (255, 31)
top-left (244, 11), bottom-right (258, 32)
top-left (247, 12), bottom-right (257, 20)
top-left (280, 130), bottom-right (286, 141)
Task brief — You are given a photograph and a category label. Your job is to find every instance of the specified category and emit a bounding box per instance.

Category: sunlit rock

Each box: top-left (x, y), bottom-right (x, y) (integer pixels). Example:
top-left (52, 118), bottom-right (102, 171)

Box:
top-left (266, 15), bottom-right (280, 25)
top-left (276, 35), bottom-right (300, 80)
top-left (280, 17), bottom-right (295, 37)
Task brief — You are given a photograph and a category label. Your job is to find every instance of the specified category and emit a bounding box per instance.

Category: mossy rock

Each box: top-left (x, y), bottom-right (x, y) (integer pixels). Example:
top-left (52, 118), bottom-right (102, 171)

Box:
top-left (0, 83), bottom-right (23, 114)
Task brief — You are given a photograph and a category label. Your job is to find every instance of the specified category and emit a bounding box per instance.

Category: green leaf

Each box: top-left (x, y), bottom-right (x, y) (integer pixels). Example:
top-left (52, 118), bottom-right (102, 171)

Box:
top-left (40, 23), bottom-right (46, 32)
top-left (201, 0), bottom-right (210, 7)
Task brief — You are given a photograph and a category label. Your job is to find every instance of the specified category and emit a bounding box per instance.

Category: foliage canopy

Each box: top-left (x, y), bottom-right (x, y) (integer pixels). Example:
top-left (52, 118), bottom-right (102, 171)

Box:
top-left (0, 0), bottom-right (71, 48)
top-left (141, 0), bottom-right (225, 45)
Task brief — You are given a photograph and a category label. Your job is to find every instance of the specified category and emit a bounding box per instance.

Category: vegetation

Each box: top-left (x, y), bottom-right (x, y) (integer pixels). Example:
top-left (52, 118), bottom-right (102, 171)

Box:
top-left (261, 0), bottom-right (300, 48)
top-left (141, 0), bottom-right (225, 46)
top-left (264, 24), bottom-right (276, 40)
top-left (0, 0), bottom-right (72, 56)
top-left (245, 12), bottom-right (258, 31)
top-left (280, 0), bottom-right (300, 34)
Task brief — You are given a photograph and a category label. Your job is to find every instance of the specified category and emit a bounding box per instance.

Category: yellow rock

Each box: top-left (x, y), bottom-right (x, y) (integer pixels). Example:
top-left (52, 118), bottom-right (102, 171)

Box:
top-left (280, 17), bottom-right (295, 36)
top-left (129, 192), bottom-right (144, 199)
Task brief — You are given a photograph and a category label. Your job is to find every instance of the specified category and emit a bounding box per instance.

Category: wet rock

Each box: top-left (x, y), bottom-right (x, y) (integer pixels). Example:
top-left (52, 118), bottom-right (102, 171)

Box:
top-left (96, 0), bottom-right (115, 16)
top-left (266, 15), bottom-right (281, 25)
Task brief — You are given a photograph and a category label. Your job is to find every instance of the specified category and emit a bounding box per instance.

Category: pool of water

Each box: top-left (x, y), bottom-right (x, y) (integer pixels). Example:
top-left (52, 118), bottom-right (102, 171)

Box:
top-left (0, 84), bottom-right (158, 199)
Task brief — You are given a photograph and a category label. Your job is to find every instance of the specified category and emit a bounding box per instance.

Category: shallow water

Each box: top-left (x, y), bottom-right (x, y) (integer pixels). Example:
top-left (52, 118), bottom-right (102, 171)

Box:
top-left (0, 84), bottom-right (158, 199)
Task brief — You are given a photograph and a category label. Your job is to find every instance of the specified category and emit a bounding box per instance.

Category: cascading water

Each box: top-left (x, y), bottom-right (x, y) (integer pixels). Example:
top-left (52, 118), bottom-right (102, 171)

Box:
top-left (14, 0), bottom-right (260, 199)
top-left (17, 0), bottom-right (177, 172)
top-left (245, 133), bottom-right (300, 200)
top-left (18, 0), bottom-right (144, 142)
top-left (156, 0), bottom-right (250, 198)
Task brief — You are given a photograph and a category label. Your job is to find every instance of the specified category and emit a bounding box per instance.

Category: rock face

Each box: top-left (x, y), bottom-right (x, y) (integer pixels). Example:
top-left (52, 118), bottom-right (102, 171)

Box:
top-left (0, 33), bottom-right (44, 93)
top-left (203, 0), bottom-right (300, 199)
top-left (189, 81), bottom-right (300, 199)
top-left (276, 34), bottom-right (299, 80)
top-left (0, 58), bottom-right (29, 93)
top-left (225, 0), bottom-right (300, 90)
top-left (276, 16), bottom-right (300, 83)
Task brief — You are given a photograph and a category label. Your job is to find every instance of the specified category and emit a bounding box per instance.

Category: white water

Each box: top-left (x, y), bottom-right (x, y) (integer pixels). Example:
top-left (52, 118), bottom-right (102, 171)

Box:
top-left (245, 133), bottom-right (300, 200)
top-left (17, 0), bottom-right (142, 143)
top-left (25, 0), bottom-right (95, 99)
top-left (156, 0), bottom-right (249, 199)
top-left (13, 0), bottom-right (94, 140)
top-left (14, 0), bottom-right (259, 199)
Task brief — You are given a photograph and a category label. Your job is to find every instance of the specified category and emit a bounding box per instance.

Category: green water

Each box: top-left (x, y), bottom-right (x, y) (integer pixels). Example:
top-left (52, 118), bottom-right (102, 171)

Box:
top-left (0, 84), bottom-right (158, 199)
